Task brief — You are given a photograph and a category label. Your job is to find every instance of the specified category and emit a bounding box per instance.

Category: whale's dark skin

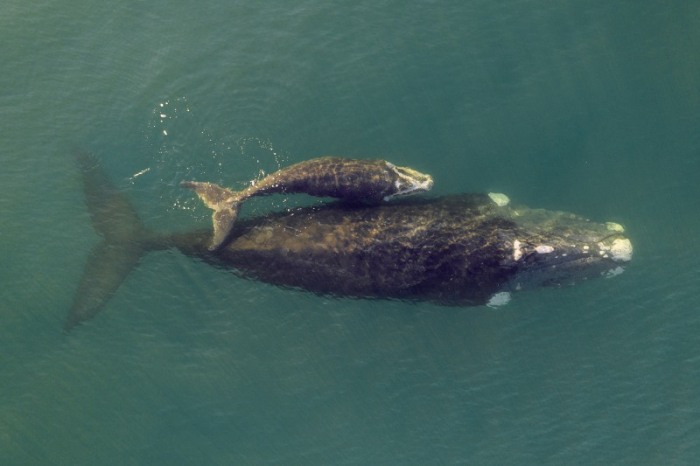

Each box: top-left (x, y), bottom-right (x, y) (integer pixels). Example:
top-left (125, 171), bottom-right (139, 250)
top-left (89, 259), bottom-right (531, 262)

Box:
top-left (174, 195), bottom-right (631, 304)
top-left (181, 157), bottom-right (434, 250)
top-left (65, 154), bottom-right (632, 331)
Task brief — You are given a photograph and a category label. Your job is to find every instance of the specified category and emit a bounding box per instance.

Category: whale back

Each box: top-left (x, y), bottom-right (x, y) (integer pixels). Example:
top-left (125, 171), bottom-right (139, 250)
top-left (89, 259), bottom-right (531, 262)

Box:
top-left (213, 195), bottom-right (519, 304)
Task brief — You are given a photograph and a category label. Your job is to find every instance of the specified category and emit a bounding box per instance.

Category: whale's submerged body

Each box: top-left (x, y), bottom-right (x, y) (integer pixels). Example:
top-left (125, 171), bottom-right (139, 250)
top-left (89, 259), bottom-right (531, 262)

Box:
top-left (65, 154), bottom-right (632, 330)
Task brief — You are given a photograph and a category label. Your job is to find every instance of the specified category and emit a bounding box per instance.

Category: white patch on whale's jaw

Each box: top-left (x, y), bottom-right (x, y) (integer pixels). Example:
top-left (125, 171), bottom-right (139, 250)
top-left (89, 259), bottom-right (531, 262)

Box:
top-left (384, 163), bottom-right (434, 200)
top-left (603, 266), bottom-right (626, 278)
top-left (513, 239), bottom-right (523, 261)
top-left (488, 192), bottom-right (510, 207)
top-left (535, 245), bottom-right (554, 254)
top-left (596, 222), bottom-right (632, 262)
top-left (487, 292), bottom-right (511, 308)
top-left (594, 237), bottom-right (633, 263)
top-left (605, 222), bottom-right (625, 233)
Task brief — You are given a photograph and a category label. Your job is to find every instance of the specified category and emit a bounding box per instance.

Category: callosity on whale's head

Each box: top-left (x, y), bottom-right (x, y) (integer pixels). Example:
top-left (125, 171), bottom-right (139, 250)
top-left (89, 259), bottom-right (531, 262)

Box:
top-left (383, 162), bottom-right (434, 200)
top-left (488, 193), bottom-right (633, 291)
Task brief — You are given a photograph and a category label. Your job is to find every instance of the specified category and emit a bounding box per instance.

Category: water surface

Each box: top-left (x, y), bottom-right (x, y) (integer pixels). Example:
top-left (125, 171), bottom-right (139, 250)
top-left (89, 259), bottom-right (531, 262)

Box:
top-left (1, 1), bottom-right (699, 464)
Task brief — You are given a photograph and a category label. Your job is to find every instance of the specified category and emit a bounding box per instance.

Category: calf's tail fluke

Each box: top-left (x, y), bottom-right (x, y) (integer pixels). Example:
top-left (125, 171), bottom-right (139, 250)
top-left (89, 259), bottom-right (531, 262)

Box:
top-left (65, 153), bottom-right (152, 332)
top-left (180, 181), bottom-right (242, 251)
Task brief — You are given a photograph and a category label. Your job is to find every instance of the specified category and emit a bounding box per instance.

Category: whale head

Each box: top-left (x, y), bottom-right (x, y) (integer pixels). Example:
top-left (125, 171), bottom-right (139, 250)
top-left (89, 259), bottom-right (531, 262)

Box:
top-left (384, 162), bottom-right (434, 200)
top-left (497, 202), bottom-right (633, 290)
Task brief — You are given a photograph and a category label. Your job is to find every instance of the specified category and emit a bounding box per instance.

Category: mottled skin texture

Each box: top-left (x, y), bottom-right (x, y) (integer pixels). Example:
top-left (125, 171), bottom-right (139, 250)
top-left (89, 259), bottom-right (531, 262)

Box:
top-left (211, 196), bottom-right (514, 303)
top-left (192, 156), bottom-right (433, 203)
top-left (66, 154), bottom-right (631, 330)
top-left (170, 195), bottom-right (630, 305)
top-left (181, 156), bottom-right (433, 250)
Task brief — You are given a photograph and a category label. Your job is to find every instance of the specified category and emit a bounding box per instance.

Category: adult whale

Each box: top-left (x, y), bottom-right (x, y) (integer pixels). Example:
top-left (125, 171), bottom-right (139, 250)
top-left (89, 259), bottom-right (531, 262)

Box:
top-left (64, 153), bottom-right (632, 331)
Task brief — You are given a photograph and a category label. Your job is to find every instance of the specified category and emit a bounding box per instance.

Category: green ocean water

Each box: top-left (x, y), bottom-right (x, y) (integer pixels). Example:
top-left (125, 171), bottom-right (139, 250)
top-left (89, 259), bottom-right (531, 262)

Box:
top-left (2, 1), bottom-right (699, 464)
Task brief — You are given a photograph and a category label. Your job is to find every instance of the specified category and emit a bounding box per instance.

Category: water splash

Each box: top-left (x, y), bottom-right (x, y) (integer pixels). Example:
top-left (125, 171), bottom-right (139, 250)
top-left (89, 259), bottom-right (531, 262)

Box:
top-left (142, 97), bottom-right (291, 220)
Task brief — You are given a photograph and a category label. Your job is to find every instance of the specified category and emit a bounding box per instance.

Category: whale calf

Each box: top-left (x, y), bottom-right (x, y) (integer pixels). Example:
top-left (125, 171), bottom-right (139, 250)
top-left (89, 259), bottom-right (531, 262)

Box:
top-left (65, 154), bottom-right (632, 331)
top-left (181, 156), bottom-right (434, 250)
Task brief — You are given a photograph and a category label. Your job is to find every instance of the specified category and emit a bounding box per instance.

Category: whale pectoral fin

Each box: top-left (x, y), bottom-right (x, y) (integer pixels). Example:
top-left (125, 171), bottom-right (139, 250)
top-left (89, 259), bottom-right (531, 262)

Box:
top-left (180, 181), bottom-right (243, 250)
top-left (210, 205), bottom-right (241, 251)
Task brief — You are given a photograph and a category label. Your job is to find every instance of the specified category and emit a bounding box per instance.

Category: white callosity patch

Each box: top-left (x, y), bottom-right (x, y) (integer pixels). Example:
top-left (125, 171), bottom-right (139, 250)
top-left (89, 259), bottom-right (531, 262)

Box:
top-left (597, 238), bottom-right (633, 262)
top-left (599, 223), bottom-right (631, 261)
top-left (513, 242), bottom-right (554, 260)
top-left (606, 222), bottom-right (625, 233)
top-left (603, 266), bottom-right (626, 278)
top-left (487, 292), bottom-right (511, 308)
top-left (597, 244), bottom-right (610, 259)
top-left (488, 192), bottom-right (510, 207)
top-left (513, 239), bottom-right (523, 261)
top-left (610, 238), bottom-right (633, 262)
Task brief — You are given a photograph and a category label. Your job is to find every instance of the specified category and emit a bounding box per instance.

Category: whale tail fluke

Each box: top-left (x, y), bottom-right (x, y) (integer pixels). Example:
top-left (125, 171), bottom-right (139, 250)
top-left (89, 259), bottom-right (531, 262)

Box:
top-left (65, 153), bottom-right (151, 332)
top-left (180, 181), bottom-right (243, 251)
top-left (64, 240), bottom-right (145, 332)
